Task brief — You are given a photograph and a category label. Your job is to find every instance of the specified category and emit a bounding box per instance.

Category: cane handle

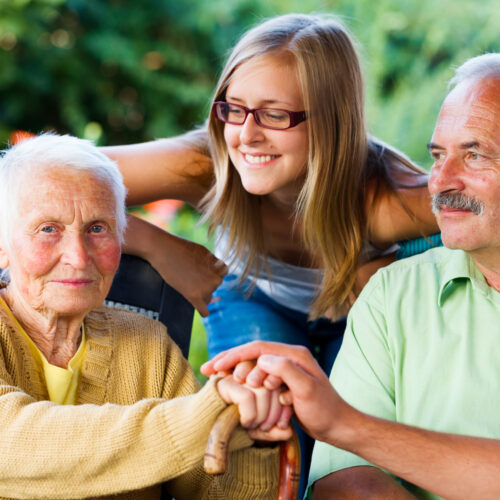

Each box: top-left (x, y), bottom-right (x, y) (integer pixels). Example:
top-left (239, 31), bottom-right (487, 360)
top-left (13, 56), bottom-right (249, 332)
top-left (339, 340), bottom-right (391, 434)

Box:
top-left (204, 404), bottom-right (301, 500)
top-left (203, 404), bottom-right (240, 474)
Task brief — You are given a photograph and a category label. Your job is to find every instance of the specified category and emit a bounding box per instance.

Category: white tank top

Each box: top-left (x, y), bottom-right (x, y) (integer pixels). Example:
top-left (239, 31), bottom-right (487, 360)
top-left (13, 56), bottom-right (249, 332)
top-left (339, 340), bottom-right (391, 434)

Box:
top-left (215, 231), bottom-right (397, 315)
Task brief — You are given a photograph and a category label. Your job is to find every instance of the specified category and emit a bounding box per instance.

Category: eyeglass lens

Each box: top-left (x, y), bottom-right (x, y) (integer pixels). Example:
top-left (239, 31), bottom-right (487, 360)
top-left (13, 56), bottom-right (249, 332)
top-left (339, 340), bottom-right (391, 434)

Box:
top-left (216, 103), bottom-right (291, 129)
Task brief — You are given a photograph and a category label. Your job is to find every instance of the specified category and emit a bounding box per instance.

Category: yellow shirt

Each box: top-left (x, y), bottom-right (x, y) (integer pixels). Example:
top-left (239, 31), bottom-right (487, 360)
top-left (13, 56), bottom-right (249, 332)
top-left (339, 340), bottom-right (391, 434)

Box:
top-left (0, 295), bottom-right (86, 404)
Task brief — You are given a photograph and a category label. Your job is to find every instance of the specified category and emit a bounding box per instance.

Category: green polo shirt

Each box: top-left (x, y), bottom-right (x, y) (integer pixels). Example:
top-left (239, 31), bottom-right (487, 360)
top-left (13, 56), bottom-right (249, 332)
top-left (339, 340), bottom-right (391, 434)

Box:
top-left (308, 247), bottom-right (500, 500)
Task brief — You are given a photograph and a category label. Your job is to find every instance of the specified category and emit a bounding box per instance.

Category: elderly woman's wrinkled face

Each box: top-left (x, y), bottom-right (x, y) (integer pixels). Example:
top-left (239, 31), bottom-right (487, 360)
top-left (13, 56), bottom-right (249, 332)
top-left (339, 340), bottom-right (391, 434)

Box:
top-left (4, 167), bottom-right (121, 317)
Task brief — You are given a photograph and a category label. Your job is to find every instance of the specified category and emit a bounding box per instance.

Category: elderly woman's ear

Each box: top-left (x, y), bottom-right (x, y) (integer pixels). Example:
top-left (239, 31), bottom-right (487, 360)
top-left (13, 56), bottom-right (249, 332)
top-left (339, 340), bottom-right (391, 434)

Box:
top-left (0, 244), bottom-right (8, 270)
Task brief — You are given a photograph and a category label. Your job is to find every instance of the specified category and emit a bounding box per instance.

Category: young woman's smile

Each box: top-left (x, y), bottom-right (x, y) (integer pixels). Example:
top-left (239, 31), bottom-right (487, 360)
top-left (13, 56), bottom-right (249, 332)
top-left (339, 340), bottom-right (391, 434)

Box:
top-left (241, 153), bottom-right (281, 167)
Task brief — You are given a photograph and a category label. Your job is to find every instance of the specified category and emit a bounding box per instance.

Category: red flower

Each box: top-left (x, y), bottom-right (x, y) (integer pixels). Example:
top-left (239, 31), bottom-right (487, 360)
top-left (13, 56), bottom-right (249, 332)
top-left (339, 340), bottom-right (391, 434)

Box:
top-left (9, 130), bottom-right (36, 145)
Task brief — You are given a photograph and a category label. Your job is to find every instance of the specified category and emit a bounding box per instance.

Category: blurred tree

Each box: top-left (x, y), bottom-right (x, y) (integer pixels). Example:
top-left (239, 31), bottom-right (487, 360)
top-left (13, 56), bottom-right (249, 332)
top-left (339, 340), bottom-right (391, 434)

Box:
top-left (0, 0), bottom-right (498, 165)
top-left (335, 0), bottom-right (500, 166)
top-left (0, 0), bottom-right (282, 144)
top-left (1, 0), bottom-right (498, 379)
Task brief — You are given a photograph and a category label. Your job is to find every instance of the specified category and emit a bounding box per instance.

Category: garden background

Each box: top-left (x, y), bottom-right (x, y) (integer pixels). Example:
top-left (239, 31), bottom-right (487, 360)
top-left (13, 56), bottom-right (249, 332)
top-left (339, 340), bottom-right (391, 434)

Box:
top-left (1, 0), bottom-right (499, 379)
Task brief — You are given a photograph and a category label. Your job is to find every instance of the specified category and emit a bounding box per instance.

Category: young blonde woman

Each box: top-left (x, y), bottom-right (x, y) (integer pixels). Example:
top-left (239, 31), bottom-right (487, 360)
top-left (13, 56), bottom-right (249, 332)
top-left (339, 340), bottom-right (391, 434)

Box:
top-left (105, 13), bottom-right (439, 375)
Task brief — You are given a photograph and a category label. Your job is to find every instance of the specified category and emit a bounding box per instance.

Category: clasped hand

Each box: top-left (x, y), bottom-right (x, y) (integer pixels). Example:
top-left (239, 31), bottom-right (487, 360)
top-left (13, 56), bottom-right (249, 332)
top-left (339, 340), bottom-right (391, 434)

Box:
top-left (204, 341), bottom-right (352, 446)
top-left (215, 373), bottom-right (293, 442)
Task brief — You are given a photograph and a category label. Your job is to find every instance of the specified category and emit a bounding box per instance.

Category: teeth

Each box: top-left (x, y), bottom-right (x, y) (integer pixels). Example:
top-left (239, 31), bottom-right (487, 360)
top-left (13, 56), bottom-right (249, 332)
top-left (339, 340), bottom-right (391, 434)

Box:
top-left (244, 154), bottom-right (277, 164)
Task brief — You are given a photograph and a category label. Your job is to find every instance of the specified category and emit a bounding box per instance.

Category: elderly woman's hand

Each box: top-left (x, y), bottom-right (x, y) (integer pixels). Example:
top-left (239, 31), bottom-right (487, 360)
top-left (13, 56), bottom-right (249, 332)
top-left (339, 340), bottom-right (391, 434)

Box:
top-left (216, 374), bottom-right (293, 442)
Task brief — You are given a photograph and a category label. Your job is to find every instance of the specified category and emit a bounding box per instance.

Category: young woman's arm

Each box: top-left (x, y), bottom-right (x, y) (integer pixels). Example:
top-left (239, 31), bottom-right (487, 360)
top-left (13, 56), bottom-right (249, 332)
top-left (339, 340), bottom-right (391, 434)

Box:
top-left (102, 133), bottom-right (213, 207)
top-left (103, 132), bottom-right (224, 316)
top-left (367, 180), bottom-right (439, 248)
top-left (349, 178), bottom-right (438, 313)
top-left (123, 215), bottom-right (226, 317)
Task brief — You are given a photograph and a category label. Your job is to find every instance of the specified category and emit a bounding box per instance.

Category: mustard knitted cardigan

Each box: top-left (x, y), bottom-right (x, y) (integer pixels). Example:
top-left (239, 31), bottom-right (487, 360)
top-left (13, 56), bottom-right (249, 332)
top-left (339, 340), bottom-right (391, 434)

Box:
top-left (0, 304), bottom-right (279, 499)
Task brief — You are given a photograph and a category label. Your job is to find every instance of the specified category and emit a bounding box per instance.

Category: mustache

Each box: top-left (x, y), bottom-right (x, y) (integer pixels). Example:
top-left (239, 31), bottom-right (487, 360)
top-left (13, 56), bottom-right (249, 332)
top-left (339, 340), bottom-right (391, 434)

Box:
top-left (431, 193), bottom-right (484, 216)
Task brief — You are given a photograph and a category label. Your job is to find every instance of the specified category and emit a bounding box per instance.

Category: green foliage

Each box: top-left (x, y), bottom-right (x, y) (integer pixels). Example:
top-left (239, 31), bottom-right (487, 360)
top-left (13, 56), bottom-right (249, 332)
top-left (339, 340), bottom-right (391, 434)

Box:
top-left (0, 0), bottom-right (298, 144)
top-left (189, 311), bottom-right (209, 383)
top-left (1, 0), bottom-right (499, 160)
top-left (169, 204), bottom-right (213, 250)
top-left (1, 0), bottom-right (499, 376)
top-left (327, 0), bottom-right (500, 166)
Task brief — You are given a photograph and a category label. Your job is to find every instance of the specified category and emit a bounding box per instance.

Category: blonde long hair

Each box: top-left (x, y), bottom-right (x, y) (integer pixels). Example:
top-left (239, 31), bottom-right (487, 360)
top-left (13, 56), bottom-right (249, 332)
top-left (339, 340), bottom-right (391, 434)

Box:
top-left (202, 13), bottom-right (424, 318)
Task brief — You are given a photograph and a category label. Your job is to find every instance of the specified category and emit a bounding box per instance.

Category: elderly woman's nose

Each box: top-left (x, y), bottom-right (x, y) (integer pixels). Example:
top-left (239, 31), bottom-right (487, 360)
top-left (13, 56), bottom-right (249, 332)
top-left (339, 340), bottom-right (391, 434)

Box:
top-left (60, 233), bottom-right (91, 268)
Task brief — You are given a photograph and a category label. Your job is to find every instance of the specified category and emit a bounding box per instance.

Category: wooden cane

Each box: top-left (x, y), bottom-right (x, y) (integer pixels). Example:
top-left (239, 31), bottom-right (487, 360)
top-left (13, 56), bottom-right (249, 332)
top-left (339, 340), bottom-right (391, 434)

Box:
top-left (204, 405), bottom-right (240, 474)
top-left (277, 428), bottom-right (301, 500)
top-left (204, 404), bottom-right (301, 500)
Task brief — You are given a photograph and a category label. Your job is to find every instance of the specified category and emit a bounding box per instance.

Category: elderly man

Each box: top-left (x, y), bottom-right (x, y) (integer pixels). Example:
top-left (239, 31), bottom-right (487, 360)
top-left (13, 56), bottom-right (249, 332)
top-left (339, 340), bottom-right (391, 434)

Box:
top-left (202, 53), bottom-right (500, 499)
top-left (0, 133), bottom-right (289, 500)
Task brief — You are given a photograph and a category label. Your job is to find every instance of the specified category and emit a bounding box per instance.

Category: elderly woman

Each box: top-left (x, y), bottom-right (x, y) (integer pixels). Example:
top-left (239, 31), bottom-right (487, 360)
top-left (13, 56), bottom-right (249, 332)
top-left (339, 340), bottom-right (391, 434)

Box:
top-left (0, 134), bottom-right (288, 500)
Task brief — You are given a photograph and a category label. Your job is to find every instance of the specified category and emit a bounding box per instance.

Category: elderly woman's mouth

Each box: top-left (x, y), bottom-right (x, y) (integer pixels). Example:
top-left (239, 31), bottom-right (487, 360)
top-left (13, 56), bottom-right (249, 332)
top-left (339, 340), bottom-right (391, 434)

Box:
top-left (50, 279), bottom-right (94, 287)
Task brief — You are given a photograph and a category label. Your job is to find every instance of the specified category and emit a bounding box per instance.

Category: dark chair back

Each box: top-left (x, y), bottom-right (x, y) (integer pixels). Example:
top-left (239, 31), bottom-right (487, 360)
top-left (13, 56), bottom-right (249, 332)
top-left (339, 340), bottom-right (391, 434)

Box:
top-left (105, 253), bottom-right (194, 358)
top-left (105, 254), bottom-right (194, 499)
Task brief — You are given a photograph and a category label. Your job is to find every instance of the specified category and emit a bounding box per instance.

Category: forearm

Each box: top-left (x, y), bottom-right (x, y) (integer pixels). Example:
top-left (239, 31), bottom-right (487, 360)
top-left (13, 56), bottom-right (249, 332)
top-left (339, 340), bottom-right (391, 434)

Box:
top-left (313, 466), bottom-right (418, 500)
top-left (102, 136), bottom-right (213, 206)
top-left (202, 343), bottom-right (500, 499)
top-left (123, 213), bottom-right (177, 263)
top-left (368, 185), bottom-right (439, 247)
top-left (0, 379), bottom-right (229, 499)
top-left (122, 214), bottom-right (225, 316)
top-left (329, 407), bottom-right (500, 500)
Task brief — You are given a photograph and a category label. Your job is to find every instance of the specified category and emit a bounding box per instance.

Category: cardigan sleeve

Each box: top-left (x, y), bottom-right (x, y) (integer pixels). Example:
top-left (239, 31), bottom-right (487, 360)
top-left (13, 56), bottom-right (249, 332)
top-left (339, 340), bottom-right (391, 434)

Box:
top-left (149, 325), bottom-right (281, 500)
top-left (0, 314), bottom-right (279, 499)
top-left (153, 319), bottom-right (280, 500)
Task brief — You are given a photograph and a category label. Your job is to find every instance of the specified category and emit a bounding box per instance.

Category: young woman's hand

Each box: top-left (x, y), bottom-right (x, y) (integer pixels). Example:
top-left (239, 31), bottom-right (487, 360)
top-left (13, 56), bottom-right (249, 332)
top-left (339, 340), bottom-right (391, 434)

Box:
top-left (153, 233), bottom-right (227, 317)
top-left (124, 215), bottom-right (227, 316)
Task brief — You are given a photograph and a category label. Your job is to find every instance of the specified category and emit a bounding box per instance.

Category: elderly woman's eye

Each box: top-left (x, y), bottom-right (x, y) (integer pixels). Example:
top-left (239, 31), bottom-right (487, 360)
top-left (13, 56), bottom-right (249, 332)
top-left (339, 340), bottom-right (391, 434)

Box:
top-left (89, 224), bottom-right (105, 233)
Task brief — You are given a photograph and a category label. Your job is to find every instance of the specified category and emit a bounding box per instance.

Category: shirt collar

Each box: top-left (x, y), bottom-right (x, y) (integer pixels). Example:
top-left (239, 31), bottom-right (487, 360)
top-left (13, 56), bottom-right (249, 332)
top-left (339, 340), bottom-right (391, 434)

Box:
top-left (438, 249), bottom-right (500, 305)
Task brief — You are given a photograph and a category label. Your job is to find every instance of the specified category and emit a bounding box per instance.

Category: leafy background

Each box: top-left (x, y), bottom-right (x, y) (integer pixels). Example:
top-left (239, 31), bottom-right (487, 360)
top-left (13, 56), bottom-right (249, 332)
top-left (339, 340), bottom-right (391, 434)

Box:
top-left (1, 0), bottom-right (499, 378)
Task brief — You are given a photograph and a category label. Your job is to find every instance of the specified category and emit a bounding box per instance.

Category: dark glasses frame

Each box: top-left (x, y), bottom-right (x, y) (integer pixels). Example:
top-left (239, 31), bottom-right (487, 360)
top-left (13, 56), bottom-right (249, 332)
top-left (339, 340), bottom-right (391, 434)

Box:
top-left (213, 101), bottom-right (307, 130)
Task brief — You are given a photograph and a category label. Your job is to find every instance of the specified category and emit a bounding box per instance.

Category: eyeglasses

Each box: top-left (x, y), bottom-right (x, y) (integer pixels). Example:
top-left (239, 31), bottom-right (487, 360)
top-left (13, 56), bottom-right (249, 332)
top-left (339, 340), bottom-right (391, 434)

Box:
top-left (213, 101), bottom-right (307, 130)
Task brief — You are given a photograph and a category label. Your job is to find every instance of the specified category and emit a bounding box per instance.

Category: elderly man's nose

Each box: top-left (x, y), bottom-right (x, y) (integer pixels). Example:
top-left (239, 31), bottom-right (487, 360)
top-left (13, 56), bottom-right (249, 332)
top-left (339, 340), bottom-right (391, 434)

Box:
top-left (429, 156), bottom-right (465, 194)
top-left (61, 234), bottom-right (90, 268)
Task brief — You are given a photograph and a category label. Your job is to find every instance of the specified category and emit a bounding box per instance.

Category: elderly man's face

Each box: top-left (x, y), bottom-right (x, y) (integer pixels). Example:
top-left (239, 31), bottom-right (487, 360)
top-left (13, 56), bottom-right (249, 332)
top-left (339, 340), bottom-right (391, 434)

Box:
top-left (3, 167), bottom-right (121, 317)
top-left (428, 78), bottom-right (500, 257)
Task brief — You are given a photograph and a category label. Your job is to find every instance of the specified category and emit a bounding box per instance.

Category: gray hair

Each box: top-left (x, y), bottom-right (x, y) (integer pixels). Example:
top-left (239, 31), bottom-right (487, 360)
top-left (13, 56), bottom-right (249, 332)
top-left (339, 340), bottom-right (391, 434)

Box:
top-left (0, 133), bottom-right (128, 255)
top-left (449, 53), bottom-right (500, 88)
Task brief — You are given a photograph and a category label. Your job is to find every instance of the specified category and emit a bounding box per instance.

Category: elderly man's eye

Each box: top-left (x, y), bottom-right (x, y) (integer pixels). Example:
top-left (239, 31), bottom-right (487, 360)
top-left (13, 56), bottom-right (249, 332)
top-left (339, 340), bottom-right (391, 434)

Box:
top-left (41, 225), bottom-right (56, 233)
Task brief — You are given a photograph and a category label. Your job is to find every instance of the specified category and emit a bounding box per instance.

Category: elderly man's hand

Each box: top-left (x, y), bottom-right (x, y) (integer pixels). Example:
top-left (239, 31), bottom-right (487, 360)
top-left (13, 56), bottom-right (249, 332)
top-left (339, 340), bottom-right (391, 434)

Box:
top-left (204, 341), bottom-right (354, 445)
top-left (216, 374), bottom-right (293, 442)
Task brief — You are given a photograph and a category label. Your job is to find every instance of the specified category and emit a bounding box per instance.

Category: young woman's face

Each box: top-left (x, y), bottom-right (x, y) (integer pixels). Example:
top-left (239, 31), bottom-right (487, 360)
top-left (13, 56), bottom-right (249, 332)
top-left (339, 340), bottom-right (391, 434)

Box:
top-left (223, 55), bottom-right (309, 202)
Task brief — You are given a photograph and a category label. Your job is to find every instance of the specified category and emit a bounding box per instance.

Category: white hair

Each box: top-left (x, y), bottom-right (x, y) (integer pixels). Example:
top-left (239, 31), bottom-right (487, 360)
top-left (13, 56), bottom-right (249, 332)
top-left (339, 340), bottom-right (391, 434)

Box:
top-left (449, 53), bottom-right (500, 88)
top-left (0, 133), bottom-right (128, 255)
